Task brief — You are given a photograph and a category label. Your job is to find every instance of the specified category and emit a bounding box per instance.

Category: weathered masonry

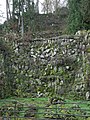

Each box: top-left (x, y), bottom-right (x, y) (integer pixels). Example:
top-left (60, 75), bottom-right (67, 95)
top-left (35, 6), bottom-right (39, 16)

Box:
top-left (0, 34), bottom-right (90, 98)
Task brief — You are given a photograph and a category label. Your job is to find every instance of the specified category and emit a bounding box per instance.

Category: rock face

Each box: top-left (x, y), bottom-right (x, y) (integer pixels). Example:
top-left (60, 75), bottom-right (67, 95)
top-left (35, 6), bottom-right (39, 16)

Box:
top-left (86, 91), bottom-right (90, 100)
top-left (24, 104), bottom-right (37, 118)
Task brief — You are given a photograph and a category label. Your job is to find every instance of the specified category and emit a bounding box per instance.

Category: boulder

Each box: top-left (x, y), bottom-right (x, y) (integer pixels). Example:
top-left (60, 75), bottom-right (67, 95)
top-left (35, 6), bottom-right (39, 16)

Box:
top-left (86, 91), bottom-right (90, 100)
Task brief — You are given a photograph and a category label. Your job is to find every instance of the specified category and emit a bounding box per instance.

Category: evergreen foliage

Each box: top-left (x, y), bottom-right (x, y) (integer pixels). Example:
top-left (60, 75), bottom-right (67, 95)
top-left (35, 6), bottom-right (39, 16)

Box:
top-left (68, 0), bottom-right (90, 34)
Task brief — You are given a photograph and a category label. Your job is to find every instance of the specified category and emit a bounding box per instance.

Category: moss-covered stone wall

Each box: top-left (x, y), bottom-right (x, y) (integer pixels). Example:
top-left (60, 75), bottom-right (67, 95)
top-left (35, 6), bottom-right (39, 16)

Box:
top-left (0, 32), bottom-right (90, 99)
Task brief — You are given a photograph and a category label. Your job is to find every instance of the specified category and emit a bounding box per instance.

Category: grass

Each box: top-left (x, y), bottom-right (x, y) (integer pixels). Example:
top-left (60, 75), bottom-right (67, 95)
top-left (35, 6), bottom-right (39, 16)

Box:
top-left (0, 97), bottom-right (48, 106)
top-left (0, 97), bottom-right (90, 120)
top-left (0, 97), bottom-right (48, 119)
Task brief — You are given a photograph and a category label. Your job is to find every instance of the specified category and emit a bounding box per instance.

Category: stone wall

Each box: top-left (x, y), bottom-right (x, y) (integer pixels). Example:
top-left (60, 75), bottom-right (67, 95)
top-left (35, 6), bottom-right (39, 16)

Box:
top-left (0, 33), bottom-right (90, 98)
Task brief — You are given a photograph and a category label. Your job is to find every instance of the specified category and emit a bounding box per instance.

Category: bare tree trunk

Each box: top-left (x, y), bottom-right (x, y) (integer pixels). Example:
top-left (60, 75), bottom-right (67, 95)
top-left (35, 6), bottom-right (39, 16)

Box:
top-left (36, 0), bottom-right (39, 13)
top-left (12, 0), bottom-right (15, 20)
top-left (21, 0), bottom-right (24, 37)
top-left (6, 0), bottom-right (11, 21)
top-left (46, 0), bottom-right (49, 14)
top-left (55, 0), bottom-right (61, 13)
top-left (55, 0), bottom-right (58, 11)
top-left (6, 0), bottom-right (9, 21)
top-left (18, 0), bottom-right (21, 32)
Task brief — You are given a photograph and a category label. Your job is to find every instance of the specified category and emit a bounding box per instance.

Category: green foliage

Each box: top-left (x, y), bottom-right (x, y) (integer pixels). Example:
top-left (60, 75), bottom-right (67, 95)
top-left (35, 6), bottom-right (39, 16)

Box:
top-left (0, 33), bottom-right (90, 99)
top-left (68, 0), bottom-right (82, 34)
top-left (68, 0), bottom-right (90, 34)
top-left (80, 0), bottom-right (90, 29)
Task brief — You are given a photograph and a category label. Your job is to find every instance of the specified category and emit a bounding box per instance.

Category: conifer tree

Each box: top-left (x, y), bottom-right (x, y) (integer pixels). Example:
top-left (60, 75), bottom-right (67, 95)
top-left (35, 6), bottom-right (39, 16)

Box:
top-left (68, 0), bottom-right (83, 33)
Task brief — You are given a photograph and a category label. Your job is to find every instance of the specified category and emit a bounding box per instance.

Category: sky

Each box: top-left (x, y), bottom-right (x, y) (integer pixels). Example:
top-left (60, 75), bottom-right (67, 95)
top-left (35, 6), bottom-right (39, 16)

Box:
top-left (0, 0), bottom-right (6, 23)
top-left (0, 0), bottom-right (65, 24)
